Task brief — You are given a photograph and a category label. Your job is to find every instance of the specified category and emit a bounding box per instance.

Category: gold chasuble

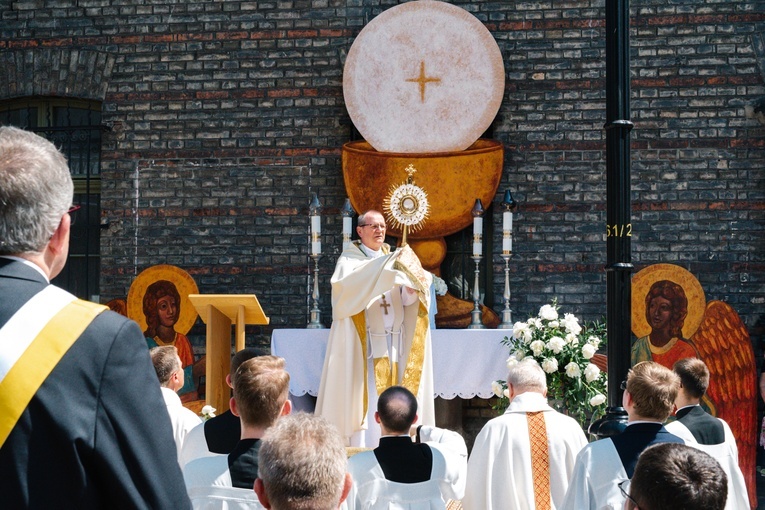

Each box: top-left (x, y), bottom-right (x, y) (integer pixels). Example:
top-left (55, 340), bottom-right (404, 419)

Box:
top-left (316, 241), bottom-right (435, 447)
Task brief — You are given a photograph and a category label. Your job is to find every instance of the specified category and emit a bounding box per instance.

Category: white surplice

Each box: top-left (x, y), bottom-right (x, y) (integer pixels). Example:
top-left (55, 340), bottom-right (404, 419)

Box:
top-left (344, 426), bottom-right (467, 510)
top-left (315, 242), bottom-right (434, 447)
top-left (558, 437), bottom-right (628, 510)
top-left (462, 392), bottom-right (588, 510)
top-left (160, 386), bottom-right (203, 465)
top-left (666, 418), bottom-right (749, 510)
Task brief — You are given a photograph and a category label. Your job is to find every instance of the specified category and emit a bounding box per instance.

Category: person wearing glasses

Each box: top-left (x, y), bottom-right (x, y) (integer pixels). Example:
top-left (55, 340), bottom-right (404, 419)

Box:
top-left (623, 442), bottom-right (728, 510)
top-left (150, 345), bottom-right (202, 465)
top-left (315, 210), bottom-right (435, 447)
top-left (665, 358), bottom-right (748, 510)
top-left (560, 361), bottom-right (685, 510)
top-left (0, 126), bottom-right (191, 508)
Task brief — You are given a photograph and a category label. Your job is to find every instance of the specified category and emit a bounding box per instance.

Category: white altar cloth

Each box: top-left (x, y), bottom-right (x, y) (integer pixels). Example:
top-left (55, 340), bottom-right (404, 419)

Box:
top-left (270, 328), bottom-right (510, 400)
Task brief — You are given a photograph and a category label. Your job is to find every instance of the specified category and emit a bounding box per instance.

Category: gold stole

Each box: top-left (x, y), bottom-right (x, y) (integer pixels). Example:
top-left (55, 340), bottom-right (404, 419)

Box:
top-left (0, 299), bottom-right (107, 446)
top-left (351, 300), bottom-right (429, 426)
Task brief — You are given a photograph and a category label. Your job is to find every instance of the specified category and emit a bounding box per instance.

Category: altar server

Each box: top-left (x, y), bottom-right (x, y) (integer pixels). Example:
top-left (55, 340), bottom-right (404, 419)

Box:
top-left (316, 210), bottom-right (434, 447)
top-left (665, 357), bottom-right (748, 510)
top-left (345, 386), bottom-right (467, 509)
top-left (560, 361), bottom-right (684, 510)
top-left (463, 358), bottom-right (587, 510)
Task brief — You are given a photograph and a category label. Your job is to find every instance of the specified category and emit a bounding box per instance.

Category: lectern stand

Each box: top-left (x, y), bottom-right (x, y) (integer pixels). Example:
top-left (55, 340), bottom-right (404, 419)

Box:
top-left (188, 294), bottom-right (269, 414)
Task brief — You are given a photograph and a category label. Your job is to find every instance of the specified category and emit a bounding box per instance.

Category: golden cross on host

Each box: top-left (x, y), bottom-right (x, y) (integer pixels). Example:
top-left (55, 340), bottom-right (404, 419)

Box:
top-left (406, 61), bottom-right (441, 102)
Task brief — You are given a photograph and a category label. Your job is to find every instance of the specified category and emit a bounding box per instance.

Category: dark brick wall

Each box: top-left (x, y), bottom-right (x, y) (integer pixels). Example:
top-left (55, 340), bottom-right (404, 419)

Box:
top-left (1, 1), bottom-right (763, 354)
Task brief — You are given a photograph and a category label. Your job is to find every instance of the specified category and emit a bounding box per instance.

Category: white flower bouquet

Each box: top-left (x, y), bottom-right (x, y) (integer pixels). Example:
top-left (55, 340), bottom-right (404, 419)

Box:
top-left (493, 300), bottom-right (608, 428)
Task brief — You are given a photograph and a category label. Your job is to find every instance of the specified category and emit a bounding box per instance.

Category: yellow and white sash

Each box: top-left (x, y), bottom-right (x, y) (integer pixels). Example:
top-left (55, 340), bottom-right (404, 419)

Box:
top-left (0, 286), bottom-right (107, 446)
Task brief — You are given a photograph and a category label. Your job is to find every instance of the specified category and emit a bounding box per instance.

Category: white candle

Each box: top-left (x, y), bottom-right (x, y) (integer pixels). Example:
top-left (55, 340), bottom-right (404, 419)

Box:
top-left (311, 215), bottom-right (321, 255)
top-left (503, 211), bottom-right (513, 231)
top-left (473, 216), bottom-right (483, 256)
top-left (503, 231), bottom-right (512, 253)
top-left (342, 217), bottom-right (352, 236)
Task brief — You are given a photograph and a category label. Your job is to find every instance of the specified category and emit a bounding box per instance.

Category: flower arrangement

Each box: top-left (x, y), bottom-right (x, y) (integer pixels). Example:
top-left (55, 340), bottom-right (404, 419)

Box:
top-left (492, 300), bottom-right (608, 429)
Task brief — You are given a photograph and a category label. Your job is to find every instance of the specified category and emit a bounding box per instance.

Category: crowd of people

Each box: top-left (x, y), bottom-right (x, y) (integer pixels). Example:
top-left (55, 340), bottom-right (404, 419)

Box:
top-left (0, 126), bottom-right (749, 510)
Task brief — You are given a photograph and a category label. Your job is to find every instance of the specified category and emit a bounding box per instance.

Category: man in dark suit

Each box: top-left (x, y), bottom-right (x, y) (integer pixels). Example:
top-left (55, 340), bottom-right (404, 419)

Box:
top-left (345, 386), bottom-right (467, 509)
top-left (0, 126), bottom-right (191, 509)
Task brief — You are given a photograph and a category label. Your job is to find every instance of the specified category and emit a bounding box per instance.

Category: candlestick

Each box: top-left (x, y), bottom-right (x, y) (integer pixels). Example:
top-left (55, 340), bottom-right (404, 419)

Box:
top-left (469, 199), bottom-right (485, 329)
top-left (498, 189), bottom-right (517, 329)
top-left (307, 193), bottom-right (325, 328)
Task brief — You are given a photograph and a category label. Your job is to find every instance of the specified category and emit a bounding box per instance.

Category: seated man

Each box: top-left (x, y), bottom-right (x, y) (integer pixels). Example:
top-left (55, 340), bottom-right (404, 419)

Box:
top-left (463, 358), bottom-right (588, 509)
top-left (180, 347), bottom-right (267, 466)
top-left (255, 413), bottom-right (352, 510)
top-left (561, 361), bottom-right (685, 510)
top-left (150, 345), bottom-right (203, 464)
top-left (625, 443), bottom-right (728, 510)
top-left (183, 356), bottom-right (291, 507)
top-left (344, 386), bottom-right (467, 509)
top-left (666, 357), bottom-right (748, 510)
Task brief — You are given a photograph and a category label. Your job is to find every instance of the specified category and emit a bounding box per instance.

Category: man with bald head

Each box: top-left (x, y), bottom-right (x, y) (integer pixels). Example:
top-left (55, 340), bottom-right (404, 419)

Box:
top-left (345, 386), bottom-right (467, 509)
top-left (316, 210), bottom-right (435, 447)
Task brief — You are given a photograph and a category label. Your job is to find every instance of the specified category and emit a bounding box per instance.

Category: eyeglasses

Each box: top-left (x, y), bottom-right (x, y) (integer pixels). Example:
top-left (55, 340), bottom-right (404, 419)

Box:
top-left (67, 205), bottom-right (81, 226)
top-left (359, 224), bottom-right (386, 231)
top-left (620, 380), bottom-right (628, 391)
top-left (618, 479), bottom-right (638, 508)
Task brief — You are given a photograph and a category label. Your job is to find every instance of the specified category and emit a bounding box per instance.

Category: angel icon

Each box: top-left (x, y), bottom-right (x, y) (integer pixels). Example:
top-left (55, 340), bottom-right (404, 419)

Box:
top-left (631, 263), bottom-right (757, 506)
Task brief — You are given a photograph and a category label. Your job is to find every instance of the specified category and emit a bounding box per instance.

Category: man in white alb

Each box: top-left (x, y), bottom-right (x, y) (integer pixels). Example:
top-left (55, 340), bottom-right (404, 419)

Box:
top-left (463, 359), bottom-right (587, 510)
top-left (316, 210), bottom-right (434, 447)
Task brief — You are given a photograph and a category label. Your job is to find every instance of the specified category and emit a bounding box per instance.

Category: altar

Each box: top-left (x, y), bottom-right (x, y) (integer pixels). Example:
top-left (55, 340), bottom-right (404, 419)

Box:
top-left (270, 328), bottom-right (510, 406)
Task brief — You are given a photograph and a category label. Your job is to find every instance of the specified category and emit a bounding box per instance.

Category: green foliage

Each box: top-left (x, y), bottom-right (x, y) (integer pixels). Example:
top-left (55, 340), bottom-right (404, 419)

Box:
top-left (491, 300), bottom-right (608, 429)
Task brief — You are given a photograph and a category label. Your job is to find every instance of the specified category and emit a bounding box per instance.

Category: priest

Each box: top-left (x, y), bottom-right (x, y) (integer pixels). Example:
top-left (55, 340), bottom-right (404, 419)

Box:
top-left (315, 210), bottom-right (434, 447)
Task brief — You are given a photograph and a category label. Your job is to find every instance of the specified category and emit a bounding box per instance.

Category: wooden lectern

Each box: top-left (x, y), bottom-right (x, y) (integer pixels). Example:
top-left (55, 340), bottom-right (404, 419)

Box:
top-left (188, 294), bottom-right (269, 414)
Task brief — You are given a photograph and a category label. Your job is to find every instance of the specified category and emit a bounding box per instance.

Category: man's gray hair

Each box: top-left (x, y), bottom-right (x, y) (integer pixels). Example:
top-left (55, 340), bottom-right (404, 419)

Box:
top-left (507, 358), bottom-right (547, 393)
top-left (0, 126), bottom-right (73, 255)
top-left (357, 210), bottom-right (383, 226)
top-left (258, 412), bottom-right (347, 510)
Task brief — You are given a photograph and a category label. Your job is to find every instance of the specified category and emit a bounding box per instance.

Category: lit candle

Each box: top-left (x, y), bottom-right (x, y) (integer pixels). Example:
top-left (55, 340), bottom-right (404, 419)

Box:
top-left (342, 217), bottom-right (352, 250)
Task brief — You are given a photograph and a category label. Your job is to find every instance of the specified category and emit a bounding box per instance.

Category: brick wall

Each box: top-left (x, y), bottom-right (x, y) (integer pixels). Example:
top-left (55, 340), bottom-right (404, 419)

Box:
top-left (1, 1), bottom-right (763, 361)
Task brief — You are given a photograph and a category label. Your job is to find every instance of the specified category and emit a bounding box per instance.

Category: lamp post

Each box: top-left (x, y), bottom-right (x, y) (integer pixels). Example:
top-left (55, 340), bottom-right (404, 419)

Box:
top-left (498, 190), bottom-right (517, 329)
top-left (307, 193), bottom-right (325, 329)
top-left (468, 198), bottom-right (485, 329)
top-left (589, 0), bottom-right (632, 438)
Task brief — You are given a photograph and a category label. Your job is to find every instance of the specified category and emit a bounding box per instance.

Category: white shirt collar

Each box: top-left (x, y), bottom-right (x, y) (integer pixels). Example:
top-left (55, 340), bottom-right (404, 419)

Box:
top-left (0, 255), bottom-right (49, 282)
top-left (359, 243), bottom-right (383, 259)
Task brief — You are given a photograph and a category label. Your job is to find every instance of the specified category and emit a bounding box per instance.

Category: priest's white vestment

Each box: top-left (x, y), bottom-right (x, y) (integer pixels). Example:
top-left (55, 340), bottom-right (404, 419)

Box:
top-left (665, 418), bottom-right (749, 510)
top-left (183, 456), bottom-right (265, 510)
top-left (316, 241), bottom-right (434, 447)
top-left (343, 426), bottom-right (468, 510)
top-left (462, 392), bottom-right (588, 510)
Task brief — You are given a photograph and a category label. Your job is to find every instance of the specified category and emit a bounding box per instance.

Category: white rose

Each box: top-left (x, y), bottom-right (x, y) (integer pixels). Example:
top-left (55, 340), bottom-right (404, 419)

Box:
top-left (564, 362), bottom-right (581, 378)
top-left (546, 336), bottom-right (565, 354)
top-left (507, 355), bottom-right (520, 368)
top-left (566, 333), bottom-right (579, 346)
top-left (563, 313), bottom-right (582, 334)
top-left (584, 363), bottom-right (600, 382)
top-left (201, 405), bottom-right (217, 419)
top-left (529, 318), bottom-right (543, 329)
top-left (581, 343), bottom-right (596, 360)
top-left (491, 380), bottom-right (505, 398)
top-left (590, 393), bottom-right (606, 406)
top-left (513, 322), bottom-right (533, 344)
top-left (541, 358), bottom-right (559, 374)
top-left (587, 335), bottom-right (602, 348)
top-left (548, 320), bottom-right (560, 328)
top-left (530, 340), bottom-right (546, 356)
top-left (503, 388), bottom-right (510, 398)
top-left (539, 304), bottom-right (558, 321)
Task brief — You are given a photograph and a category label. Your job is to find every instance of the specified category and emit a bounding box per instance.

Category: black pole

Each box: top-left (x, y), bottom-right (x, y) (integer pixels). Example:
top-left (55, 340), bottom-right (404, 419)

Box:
top-left (589, 0), bottom-right (633, 438)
